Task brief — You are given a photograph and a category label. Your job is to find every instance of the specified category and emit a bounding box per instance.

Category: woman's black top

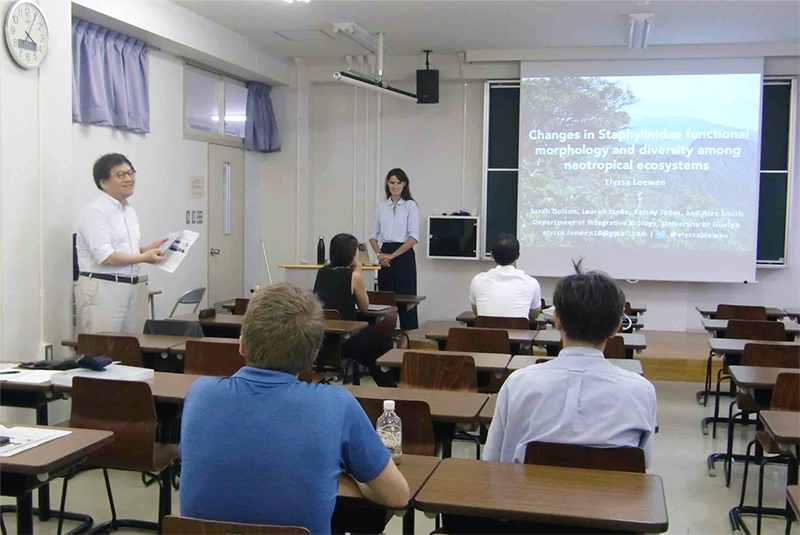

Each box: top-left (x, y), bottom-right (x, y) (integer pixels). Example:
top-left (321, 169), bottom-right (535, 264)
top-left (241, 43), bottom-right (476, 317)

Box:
top-left (313, 265), bottom-right (356, 321)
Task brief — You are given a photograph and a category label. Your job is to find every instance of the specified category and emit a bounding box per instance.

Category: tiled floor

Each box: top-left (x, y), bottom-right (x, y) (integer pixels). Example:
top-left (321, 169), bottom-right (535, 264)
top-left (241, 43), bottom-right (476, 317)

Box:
top-left (2, 380), bottom-right (796, 534)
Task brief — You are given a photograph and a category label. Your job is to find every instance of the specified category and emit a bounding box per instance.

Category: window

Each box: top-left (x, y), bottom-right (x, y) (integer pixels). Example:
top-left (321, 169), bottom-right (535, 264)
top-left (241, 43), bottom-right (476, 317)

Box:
top-left (184, 64), bottom-right (247, 146)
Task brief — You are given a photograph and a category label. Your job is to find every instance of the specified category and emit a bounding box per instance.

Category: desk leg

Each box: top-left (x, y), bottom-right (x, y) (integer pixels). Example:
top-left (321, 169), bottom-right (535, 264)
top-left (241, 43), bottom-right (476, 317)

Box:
top-left (149, 296), bottom-right (156, 320)
top-left (402, 508), bottom-right (415, 535)
top-left (35, 405), bottom-right (50, 521)
top-left (17, 493), bottom-right (33, 535)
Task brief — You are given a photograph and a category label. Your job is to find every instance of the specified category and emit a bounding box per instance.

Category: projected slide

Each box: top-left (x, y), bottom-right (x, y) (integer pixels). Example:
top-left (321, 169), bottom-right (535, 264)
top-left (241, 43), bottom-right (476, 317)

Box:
top-left (518, 71), bottom-right (762, 282)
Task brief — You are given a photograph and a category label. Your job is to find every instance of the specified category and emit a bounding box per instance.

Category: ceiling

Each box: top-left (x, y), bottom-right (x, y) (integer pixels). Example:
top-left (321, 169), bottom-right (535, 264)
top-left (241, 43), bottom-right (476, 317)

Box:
top-left (173, 1), bottom-right (800, 59)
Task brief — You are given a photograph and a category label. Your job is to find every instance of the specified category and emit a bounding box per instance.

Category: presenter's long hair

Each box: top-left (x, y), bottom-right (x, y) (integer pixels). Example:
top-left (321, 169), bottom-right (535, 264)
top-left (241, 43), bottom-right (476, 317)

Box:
top-left (385, 168), bottom-right (415, 202)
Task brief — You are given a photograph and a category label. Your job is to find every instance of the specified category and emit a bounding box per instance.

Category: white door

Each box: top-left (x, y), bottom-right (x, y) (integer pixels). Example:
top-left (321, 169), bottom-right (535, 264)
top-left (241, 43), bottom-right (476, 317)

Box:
top-left (207, 144), bottom-right (244, 305)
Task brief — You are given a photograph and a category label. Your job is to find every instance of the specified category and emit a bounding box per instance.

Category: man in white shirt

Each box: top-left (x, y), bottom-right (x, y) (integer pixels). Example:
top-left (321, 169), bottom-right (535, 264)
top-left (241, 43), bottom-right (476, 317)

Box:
top-left (483, 260), bottom-right (657, 467)
top-left (75, 154), bottom-right (166, 334)
top-left (470, 233), bottom-right (541, 320)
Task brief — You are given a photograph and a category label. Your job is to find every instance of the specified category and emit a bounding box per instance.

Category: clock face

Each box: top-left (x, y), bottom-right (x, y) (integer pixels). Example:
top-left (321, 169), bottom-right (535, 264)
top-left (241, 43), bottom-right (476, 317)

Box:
top-left (4, 0), bottom-right (48, 69)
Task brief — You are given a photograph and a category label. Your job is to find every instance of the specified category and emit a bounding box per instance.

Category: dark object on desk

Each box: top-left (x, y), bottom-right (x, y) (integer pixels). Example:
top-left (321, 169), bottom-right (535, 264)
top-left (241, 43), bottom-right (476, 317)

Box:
top-left (198, 308), bottom-right (217, 319)
top-left (0, 436), bottom-right (9, 445)
top-left (76, 355), bottom-right (113, 371)
top-left (317, 235), bottom-right (325, 265)
top-left (20, 358), bottom-right (79, 371)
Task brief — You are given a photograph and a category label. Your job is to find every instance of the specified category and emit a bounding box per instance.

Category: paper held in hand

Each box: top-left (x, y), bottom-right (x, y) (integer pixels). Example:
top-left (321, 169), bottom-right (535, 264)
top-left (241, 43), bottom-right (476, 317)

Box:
top-left (158, 230), bottom-right (200, 274)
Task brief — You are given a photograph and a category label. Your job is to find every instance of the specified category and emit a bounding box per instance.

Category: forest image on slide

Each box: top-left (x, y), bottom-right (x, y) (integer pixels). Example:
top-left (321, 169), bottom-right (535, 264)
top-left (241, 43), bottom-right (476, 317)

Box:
top-left (518, 76), bottom-right (758, 251)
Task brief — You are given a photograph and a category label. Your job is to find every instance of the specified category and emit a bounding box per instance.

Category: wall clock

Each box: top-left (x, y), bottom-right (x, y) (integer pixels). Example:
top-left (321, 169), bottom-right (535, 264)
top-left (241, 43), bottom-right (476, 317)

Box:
top-left (4, 0), bottom-right (49, 69)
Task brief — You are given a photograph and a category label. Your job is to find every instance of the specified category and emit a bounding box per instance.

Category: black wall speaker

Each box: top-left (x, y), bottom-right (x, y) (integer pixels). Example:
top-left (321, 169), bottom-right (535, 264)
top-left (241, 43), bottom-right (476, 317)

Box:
top-left (416, 69), bottom-right (439, 104)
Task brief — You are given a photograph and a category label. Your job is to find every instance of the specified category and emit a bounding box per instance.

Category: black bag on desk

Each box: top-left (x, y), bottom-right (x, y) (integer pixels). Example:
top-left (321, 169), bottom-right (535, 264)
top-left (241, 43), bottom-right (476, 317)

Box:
top-left (19, 355), bottom-right (112, 371)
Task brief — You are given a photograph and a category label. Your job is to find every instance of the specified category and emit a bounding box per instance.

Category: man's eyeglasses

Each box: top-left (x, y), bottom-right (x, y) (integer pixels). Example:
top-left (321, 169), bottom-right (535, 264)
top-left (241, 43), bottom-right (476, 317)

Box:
top-left (112, 170), bottom-right (137, 180)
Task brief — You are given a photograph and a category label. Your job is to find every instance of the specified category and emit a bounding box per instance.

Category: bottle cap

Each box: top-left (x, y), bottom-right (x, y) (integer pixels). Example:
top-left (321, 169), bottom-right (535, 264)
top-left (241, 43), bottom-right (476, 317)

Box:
top-left (383, 400), bottom-right (395, 411)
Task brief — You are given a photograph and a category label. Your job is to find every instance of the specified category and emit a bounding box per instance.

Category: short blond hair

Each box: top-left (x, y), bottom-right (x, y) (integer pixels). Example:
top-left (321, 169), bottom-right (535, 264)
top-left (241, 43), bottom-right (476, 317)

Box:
top-left (241, 284), bottom-right (324, 374)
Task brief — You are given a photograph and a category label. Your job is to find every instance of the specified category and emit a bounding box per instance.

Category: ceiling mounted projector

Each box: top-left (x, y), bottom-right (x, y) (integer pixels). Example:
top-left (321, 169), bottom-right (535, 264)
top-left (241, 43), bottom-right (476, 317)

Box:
top-left (332, 27), bottom-right (418, 103)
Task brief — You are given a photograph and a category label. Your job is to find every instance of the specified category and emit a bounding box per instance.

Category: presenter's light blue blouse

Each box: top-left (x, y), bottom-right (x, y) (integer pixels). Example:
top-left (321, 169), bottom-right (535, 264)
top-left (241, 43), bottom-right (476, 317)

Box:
top-left (369, 198), bottom-right (420, 244)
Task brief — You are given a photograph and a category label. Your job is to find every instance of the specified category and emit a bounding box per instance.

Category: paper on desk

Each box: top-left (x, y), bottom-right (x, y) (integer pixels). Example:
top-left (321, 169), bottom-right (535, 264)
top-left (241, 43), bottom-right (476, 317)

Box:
top-left (0, 369), bottom-right (34, 382)
top-left (0, 425), bottom-right (71, 457)
top-left (5, 370), bottom-right (60, 384)
top-left (158, 230), bottom-right (200, 274)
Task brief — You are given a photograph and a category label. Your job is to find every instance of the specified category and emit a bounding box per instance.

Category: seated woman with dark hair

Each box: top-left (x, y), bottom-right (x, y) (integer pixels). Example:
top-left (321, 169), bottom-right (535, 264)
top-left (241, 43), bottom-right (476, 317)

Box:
top-left (314, 233), bottom-right (395, 387)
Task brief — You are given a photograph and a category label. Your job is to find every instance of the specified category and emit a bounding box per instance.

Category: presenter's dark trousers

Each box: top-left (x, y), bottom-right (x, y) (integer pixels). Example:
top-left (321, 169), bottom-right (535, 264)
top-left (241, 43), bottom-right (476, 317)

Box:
top-left (378, 243), bottom-right (419, 330)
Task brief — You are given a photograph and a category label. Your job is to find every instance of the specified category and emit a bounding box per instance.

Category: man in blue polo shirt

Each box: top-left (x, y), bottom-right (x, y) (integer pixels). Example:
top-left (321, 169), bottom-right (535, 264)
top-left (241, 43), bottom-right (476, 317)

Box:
top-left (179, 284), bottom-right (409, 534)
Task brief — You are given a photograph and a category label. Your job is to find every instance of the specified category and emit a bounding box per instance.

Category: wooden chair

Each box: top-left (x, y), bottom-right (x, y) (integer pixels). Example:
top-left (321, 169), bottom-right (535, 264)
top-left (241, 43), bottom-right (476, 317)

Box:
top-left (367, 291), bottom-right (397, 306)
top-left (77, 334), bottom-right (143, 368)
top-left (474, 316), bottom-right (529, 330)
top-left (183, 340), bottom-right (246, 376)
top-left (399, 352), bottom-right (478, 392)
top-left (355, 398), bottom-right (435, 456)
top-left (706, 320), bottom-right (789, 436)
top-left (721, 345), bottom-right (800, 486)
top-left (323, 309), bottom-right (341, 320)
top-left (603, 336), bottom-right (625, 359)
top-left (233, 298), bottom-right (250, 315)
top-left (738, 372), bottom-right (800, 533)
top-left (524, 442), bottom-right (646, 473)
top-left (163, 516), bottom-right (310, 535)
top-left (716, 304), bottom-right (768, 321)
top-left (446, 327), bottom-right (511, 354)
top-left (58, 378), bottom-right (178, 534)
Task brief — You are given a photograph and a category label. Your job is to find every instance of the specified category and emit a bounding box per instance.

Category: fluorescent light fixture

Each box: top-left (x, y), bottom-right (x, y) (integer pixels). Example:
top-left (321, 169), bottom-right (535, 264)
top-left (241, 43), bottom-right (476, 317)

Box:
top-left (332, 23), bottom-right (388, 54)
top-left (284, 0), bottom-right (310, 3)
top-left (627, 13), bottom-right (654, 49)
top-left (211, 115), bottom-right (247, 122)
top-left (333, 71), bottom-right (417, 103)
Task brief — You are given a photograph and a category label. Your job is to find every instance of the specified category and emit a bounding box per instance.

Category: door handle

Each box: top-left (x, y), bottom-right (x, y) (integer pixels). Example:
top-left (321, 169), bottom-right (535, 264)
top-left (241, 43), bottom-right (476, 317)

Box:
top-left (210, 248), bottom-right (221, 255)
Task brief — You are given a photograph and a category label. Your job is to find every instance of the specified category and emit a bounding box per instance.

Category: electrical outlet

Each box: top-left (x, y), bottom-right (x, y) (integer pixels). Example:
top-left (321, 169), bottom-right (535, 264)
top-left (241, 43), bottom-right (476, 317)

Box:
top-left (191, 210), bottom-right (197, 224)
top-left (186, 210), bottom-right (191, 224)
top-left (197, 210), bottom-right (203, 224)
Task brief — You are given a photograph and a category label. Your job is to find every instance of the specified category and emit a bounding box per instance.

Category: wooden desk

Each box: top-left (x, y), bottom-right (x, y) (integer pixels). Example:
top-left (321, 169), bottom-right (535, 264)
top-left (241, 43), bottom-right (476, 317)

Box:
top-left (534, 330), bottom-right (646, 357)
top-left (478, 395), bottom-right (497, 424)
top-left (455, 311), bottom-right (549, 329)
top-left (627, 302), bottom-right (648, 315)
top-left (52, 372), bottom-right (202, 405)
top-left (168, 337), bottom-right (240, 355)
top-left (729, 366), bottom-right (799, 390)
top-left (376, 349), bottom-right (512, 374)
top-left (172, 314), bottom-right (368, 338)
top-left (414, 458), bottom-right (668, 533)
top-left (701, 318), bottom-right (800, 337)
top-left (425, 325), bottom-right (536, 350)
top-left (696, 305), bottom-right (787, 320)
top-left (343, 385), bottom-right (488, 424)
top-left (62, 332), bottom-right (192, 353)
top-left (507, 356), bottom-right (644, 375)
top-left (395, 295), bottom-right (426, 312)
top-left (759, 410), bottom-right (800, 446)
top-left (709, 338), bottom-right (800, 356)
top-left (0, 426), bottom-right (114, 535)
top-left (788, 486), bottom-right (800, 519)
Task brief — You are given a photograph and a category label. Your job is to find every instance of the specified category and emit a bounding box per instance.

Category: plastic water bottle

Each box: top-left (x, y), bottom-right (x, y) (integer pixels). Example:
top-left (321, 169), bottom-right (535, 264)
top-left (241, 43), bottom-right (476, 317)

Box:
top-left (317, 236), bottom-right (325, 265)
top-left (376, 400), bottom-right (402, 464)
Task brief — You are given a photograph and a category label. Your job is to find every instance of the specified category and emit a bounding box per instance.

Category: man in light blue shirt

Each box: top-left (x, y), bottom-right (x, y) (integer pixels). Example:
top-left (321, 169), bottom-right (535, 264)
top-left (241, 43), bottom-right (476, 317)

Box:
top-left (484, 260), bottom-right (658, 466)
top-left (180, 284), bottom-right (409, 534)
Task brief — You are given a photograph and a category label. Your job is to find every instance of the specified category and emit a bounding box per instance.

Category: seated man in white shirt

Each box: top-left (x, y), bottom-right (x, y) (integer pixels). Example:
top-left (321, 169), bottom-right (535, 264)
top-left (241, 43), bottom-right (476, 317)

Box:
top-left (483, 260), bottom-right (658, 467)
top-left (469, 233), bottom-right (541, 320)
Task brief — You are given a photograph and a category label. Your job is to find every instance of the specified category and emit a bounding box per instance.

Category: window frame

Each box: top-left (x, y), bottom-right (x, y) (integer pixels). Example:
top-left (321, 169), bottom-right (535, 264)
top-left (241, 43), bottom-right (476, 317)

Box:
top-left (183, 63), bottom-right (246, 148)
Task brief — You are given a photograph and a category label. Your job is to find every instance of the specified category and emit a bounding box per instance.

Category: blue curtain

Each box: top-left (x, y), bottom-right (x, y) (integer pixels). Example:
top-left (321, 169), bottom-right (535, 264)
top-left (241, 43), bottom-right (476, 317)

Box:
top-left (72, 18), bottom-right (149, 134)
top-left (244, 82), bottom-right (280, 152)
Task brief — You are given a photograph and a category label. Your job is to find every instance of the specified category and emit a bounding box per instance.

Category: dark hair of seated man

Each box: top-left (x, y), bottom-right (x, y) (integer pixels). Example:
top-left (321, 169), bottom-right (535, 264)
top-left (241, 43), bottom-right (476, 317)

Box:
top-left (552, 259), bottom-right (626, 344)
top-left (491, 233), bottom-right (520, 266)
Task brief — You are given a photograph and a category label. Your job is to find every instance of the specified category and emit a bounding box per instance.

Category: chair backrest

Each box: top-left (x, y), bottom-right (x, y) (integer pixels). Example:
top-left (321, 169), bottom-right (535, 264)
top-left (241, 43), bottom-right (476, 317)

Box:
top-left (143, 319), bottom-right (204, 337)
top-left (716, 304), bottom-right (768, 321)
top-left (741, 344), bottom-right (800, 368)
top-left (169, 287), bottom-right (207, 317)
top-left (367, 291), bottom-right (397, 306)
top-left (323, 309), bottom-right (341, 320)
top-left (624, 302), bottom-right (632, 315)
top-left (399, 352), bottom-right (478, 392)
top-left (162, 516), bottom-right (310, 535)
top-left (355, 398), bottom-right (435, 456)
top-left (724, 319), bottom-right (785, 341)
top-left (184, 341), bottom-right (246, 376)
top-left (70, 377), bottom-right (158, 470)
top-left (524, 442), bottom-right (646, 473)
top-left (603, 336), bottom-right (626, 359)
top-left (77, 334), bottom-right (143, 367)
top-left (446, 327), bottom-right (511, 354)
top-left (770, 373), bottom-right (800, 411)
top-left (474, 316), bottom-right (529, 330)
top-left (233, 298), bottom-right (250, 315)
